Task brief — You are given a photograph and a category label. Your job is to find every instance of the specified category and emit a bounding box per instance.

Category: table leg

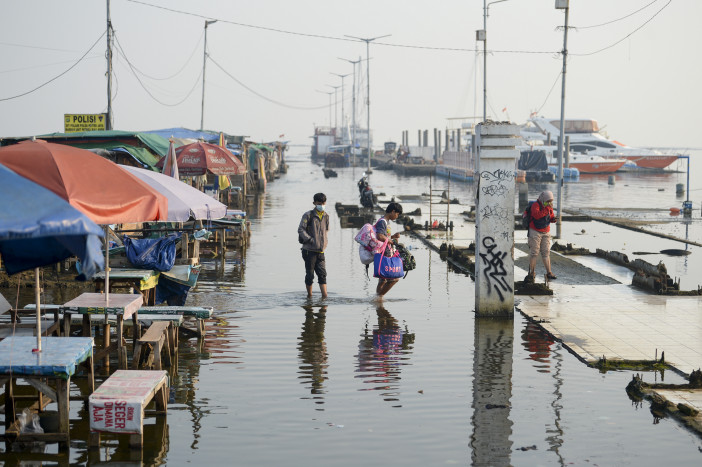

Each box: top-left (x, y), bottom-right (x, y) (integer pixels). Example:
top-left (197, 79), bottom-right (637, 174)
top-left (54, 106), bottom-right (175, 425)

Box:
top-left (103, 316), bottom-right (111, 371)
top-left (132, 312), bottom-right (140, 347)
top-left (117, 315), bottom-right (125, 370)
top-left (82, 315), bottom-right (91, 337)
top-left (5, 379), bottom-right (15, 430)
top-left (56, 377), bottom-right (70, 449)
top-left (62, 312), bottom-right (72, 337)
top-left (87, 353), bottom-right (95, 394)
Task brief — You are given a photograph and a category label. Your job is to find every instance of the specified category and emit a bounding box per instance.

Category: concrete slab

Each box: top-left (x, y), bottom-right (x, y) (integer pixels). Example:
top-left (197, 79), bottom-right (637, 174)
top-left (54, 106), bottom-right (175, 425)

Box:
top-left (516, 283), bottom-right (702, 376)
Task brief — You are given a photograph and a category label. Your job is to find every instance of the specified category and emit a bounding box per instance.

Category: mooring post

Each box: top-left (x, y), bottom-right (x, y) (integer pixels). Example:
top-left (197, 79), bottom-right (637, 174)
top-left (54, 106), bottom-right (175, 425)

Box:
top-left (474, 122), bottom-right (519, 317)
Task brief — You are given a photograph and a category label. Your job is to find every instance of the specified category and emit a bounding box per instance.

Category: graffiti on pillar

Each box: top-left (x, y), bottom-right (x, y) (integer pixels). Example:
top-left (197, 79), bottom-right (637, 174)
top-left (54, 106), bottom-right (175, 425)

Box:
top-left (480, 204), bottom-right (510, 221)
top-left (481, 184), bottom-right (509, 197)
top-left (480, 169), bottom-right (514, 185)
top-left (478, 236), bottom-right (512, 302)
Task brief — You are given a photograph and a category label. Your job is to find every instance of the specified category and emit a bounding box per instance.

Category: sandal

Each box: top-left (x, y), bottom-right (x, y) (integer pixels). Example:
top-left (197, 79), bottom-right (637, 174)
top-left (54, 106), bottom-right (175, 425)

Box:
top-left (546, 273), bottom-right (557, 280)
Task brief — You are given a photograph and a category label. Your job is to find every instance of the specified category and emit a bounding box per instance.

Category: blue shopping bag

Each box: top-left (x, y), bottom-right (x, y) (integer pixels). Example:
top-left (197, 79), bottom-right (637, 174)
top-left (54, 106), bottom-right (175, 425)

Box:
top-left (373, 239), bottom-right (404, 279)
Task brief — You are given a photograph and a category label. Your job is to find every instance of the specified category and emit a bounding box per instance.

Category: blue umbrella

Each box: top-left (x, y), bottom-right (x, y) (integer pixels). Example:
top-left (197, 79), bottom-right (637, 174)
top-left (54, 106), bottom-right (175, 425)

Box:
top-left (0, 163), bottom-right (105, 352)
top-left (0, 163), bottom-right (105, 278)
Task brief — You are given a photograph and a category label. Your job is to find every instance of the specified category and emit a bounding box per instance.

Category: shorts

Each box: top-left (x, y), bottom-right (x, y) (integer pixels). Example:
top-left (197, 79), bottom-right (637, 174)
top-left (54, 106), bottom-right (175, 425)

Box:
top-left (528, 229), bottom-right (551, 259)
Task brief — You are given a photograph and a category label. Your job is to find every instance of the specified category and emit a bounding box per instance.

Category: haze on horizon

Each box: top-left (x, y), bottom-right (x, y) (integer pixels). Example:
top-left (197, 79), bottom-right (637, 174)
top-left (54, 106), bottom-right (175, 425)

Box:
top-left (1, 0), bottom-right (698, 151)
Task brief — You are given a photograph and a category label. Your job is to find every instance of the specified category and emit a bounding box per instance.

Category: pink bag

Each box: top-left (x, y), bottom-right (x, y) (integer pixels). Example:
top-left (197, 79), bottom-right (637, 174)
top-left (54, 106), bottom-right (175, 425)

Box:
top-left (354, 223), bottom-right (380, 251)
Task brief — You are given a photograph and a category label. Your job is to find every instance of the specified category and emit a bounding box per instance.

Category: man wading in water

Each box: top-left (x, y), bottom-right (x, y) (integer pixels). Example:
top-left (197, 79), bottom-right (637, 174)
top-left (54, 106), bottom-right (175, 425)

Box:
top-left (375, 202), bottom-right (403, 297)
top-left (298, 193), bottom-right (330, 298)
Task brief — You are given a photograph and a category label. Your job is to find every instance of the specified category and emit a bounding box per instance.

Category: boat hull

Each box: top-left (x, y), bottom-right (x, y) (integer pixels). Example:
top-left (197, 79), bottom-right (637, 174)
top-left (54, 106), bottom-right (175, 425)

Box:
top-left (552, 160), bottom-right (626, 174)
top-left (621, 155), bottom-right (679, 169)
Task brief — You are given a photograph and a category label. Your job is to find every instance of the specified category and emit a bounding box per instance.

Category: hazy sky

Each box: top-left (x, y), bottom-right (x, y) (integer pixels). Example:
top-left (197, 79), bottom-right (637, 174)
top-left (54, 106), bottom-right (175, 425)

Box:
top-left (1, 0), bottom-right (698, 150)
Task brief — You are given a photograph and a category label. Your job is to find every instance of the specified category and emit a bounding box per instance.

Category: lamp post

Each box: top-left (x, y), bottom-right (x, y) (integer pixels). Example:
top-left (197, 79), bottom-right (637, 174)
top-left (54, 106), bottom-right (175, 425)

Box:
top-left (330, 72), bottom-right (350, 141)
top-left (555, 0), bottom-right (570, 239)
top-left (326, 84), bottom-right (340, 140)
top-left (477, 0), bottom-right (509, 124)
top-left (315, 89), bottom-right (333, 128)
top-left (106, 0), bottom-right (113, 130)
top-left (200, 19), bottom-right (217, 131)
top-left (345, 34), bottom-right (390, 172)
top-left (339, 57), bottom-right (361, 166)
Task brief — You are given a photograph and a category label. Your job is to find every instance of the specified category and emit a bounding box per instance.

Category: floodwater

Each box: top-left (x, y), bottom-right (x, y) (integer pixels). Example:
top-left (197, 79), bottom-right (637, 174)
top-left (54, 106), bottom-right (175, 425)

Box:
top-left (2, 153), bottom-right (702, 466)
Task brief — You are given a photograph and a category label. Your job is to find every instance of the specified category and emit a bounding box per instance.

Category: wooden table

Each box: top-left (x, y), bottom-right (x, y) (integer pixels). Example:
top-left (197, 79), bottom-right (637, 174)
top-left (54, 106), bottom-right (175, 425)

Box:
top-left (89, 369), bottom-right (168, 449)
top-left (0, 336), bottom-right (94, 449)
top-left (62, 293), bottom-right (142, 370)
top-left (94, 268), bottom-right (160, 306)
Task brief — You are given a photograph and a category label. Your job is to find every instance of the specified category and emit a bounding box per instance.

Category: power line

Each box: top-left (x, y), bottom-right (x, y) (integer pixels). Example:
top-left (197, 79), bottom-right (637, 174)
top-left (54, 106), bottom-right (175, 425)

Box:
top-left (126, 0), bottom-right (556, 55)
top-left (114, 32), bottom-right (202, 106)
top-left (534, 70), bottom-right (562, 115)
top-left (0, 55), bottom-right (103, 75)
top-left (572, 0), bottom-right (672, 57)
top-left (0, 41), bottom-right (82, 53)
top-left (0, 30), bottom-right (106, 102)
top-left (208, 55), bottom-right (329, 110)
top-left (118, 29), bottom-right (204, 81)
top-left (573, 0), bottom-right (660, 30)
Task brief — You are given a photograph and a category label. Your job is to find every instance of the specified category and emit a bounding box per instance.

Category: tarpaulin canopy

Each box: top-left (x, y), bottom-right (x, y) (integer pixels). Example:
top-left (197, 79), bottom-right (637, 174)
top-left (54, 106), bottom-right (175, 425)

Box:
top-left (119, 165), bottom-right (227, 221)
top-left (38, 130), bottom-right (171, 157)
top-left (0, 163), bottom-right (104, 278)
top-left (0, 140), bottom-right (168, 225)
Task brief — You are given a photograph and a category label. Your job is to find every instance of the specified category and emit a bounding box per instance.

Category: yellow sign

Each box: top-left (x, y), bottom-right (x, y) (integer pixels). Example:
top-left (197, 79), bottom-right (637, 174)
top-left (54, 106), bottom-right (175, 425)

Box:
top-left (64, 113), bottom-right (107, 133)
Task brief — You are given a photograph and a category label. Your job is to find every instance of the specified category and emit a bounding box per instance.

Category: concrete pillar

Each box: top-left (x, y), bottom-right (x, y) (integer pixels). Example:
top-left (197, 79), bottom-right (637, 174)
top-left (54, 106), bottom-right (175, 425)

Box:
top-left (475, 122), bottom-right (519, 317)
top-left (423, 129), bottom-right (428, 147)
top-left (565, 135), bottom-right (570, 168)
top-left (418, 130), bottom-right (422, 147)
top-left (445, 128), bottom-right (449, 152)
top-left (457, 129), bottom-right (462, 152)
top-left (433, 128), bottom-right (438, 162)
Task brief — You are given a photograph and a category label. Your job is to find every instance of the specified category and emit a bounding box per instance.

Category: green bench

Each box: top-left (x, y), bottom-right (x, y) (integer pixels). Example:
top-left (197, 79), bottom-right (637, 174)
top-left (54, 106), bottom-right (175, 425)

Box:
top-left (138, 306), bottom-right (213, 338)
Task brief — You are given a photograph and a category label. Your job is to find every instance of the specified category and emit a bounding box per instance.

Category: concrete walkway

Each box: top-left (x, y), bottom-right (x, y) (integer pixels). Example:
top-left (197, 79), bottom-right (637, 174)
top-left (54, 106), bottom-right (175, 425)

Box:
top-left (515, 281), bottom-right (702, 376)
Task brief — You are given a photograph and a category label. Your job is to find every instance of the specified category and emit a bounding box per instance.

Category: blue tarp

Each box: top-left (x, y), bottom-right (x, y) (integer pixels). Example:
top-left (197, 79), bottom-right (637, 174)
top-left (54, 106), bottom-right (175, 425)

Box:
top-left (123, 234), bottom-right (179, 272)
top-left (143, 128), bottom-right (219, 143)
top-left (0, 163), bottom-right (105, 279)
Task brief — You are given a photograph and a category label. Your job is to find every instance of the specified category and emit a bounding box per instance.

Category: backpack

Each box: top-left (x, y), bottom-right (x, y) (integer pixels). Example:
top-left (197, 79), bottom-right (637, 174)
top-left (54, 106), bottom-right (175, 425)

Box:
top-left (396, 242), bottom-right (416, 278)
top-left (522, 201), bottom-right (535, 230)
top-left (298, 212), bottom-right (312, 244)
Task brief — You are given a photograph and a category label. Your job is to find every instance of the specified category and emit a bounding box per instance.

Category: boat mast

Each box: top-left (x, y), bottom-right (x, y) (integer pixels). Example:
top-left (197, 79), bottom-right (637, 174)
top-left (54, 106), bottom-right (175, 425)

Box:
top-left (106, 0), bottom-right (113, 130)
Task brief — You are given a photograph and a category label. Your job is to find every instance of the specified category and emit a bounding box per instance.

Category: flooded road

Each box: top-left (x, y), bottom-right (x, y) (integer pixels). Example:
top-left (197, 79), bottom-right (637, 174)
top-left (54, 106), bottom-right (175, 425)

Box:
top-left (3, 154), bottom-right (702, 465)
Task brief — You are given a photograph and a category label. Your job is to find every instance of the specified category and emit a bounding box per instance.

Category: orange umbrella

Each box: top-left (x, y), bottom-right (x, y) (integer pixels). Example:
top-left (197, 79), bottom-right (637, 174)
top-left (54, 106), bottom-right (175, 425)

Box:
top-left (156, 141), bottom-right (245, 176)
top-left (0, 140), bottom-right (168, 224)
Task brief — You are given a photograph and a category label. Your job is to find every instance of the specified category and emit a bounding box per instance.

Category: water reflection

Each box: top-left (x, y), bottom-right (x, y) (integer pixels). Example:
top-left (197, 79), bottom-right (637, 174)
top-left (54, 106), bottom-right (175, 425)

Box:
top-left (470, 318), bottom-right (513, 467)
top-left (355, 305), bottom-right (415, 407)
top-left (297, 305), bottom-right (328, 408)
top-left (521, 321), bottom-right (555, 372)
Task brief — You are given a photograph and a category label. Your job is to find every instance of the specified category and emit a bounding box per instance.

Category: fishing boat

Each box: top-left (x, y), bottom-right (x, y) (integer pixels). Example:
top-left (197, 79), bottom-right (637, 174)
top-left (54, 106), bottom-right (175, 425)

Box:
top-left (522, 117), bottom-right (679, 170)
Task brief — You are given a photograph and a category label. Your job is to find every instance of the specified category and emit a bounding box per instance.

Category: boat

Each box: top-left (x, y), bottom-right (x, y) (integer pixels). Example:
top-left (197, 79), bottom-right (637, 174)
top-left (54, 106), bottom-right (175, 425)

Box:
top-left (522, 117), bottom-right (680, 170)
top-left (519, 145), bottom-right (626, 174)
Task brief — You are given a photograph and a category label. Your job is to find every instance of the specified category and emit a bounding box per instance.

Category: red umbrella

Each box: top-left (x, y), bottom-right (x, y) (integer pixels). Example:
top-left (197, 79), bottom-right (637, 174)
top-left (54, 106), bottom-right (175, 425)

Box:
top-left (156, 141), bottom-right (245, 176)
top-left (0, 140), bottom-right (168, 224)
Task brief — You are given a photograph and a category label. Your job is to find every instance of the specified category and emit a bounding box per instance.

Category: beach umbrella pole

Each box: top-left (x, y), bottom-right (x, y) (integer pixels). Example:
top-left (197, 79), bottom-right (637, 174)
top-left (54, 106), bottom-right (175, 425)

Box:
top-left (105, 227), bottom-right (110, 306)
top-left (34, 267), bottom-right (41, 352)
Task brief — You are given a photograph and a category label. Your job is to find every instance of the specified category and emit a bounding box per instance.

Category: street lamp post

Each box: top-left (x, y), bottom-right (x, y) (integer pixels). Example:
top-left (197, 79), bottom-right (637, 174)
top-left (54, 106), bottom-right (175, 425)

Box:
top-left (326, 84), bottom-right (340, 141)
top-left (315, 89), bottom-right (333, 128)
top-left (200, 19), bottom-right (217, 131)
top-left (555, 0), bottom-right (570, 239)
top-left (478, 0), bottom-right (509, 124)
top-left (330, 72), bottom-right (350, 141)
top-left (345, 34), bottom-right (390, 172)
top-left (339, 57), bottom-right (361, 166)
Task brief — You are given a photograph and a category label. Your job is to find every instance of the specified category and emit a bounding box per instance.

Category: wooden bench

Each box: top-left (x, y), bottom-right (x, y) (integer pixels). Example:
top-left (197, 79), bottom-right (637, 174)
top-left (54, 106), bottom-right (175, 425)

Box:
top-left (132, 322), bottom-right (174, 370)
top-left (89, 370), bottom-right (168, 449)
top-left (138, 306), bottom-right (213, 338)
